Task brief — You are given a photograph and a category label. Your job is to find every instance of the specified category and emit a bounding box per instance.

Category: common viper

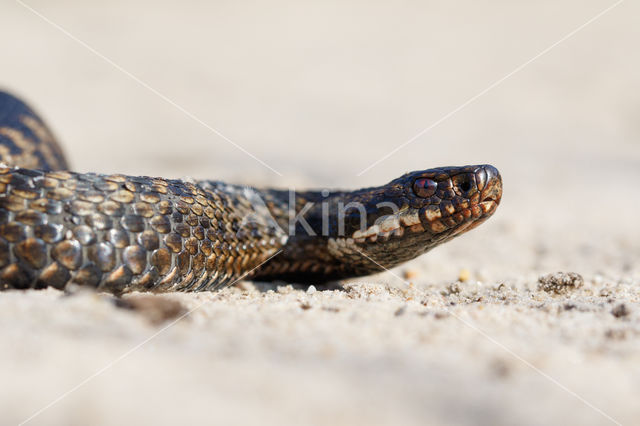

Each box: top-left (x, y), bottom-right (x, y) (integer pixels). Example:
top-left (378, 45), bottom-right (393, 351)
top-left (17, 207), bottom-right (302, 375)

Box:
top-left (0, 91), bottom-right (502, 293)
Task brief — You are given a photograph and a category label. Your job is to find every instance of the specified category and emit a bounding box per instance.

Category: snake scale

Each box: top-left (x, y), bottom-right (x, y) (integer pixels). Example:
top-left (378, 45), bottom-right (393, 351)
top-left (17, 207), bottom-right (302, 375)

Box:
top-left (0, 91), bottom-right (502, 294)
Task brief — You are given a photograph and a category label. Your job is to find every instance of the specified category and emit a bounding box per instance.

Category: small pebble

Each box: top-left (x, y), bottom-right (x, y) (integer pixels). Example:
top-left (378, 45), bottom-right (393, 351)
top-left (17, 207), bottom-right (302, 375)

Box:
top-left (394, 306), bottom-right (407, 317)
top-left (434, 311), bottom-right (449, 320)
top-left (277, 285), bottom-right (294, 294)
top-left (444, 282), bottom-right (461, 295)
top-left (537, 272), bottom-right (583, 295)
top-left (403, 269), bottom-right (420, 280)
top-left (612, 303), bottom-right (630, 318)
top-left (458, 269), bottom-right (471, 282)
top-left (307, 285), bottom-right (317, 294)
top-left (299, 302), bottom-right (312, 310)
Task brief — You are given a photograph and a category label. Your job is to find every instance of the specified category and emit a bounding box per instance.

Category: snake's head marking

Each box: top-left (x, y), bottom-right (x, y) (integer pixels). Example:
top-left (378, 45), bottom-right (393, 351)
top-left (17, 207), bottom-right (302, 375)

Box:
top-left (253, 164), bottom-right (502, 282)
top-left (342, 164), bottom-right (502, 270)
top-left (408, 164), bottom-right (502, 236)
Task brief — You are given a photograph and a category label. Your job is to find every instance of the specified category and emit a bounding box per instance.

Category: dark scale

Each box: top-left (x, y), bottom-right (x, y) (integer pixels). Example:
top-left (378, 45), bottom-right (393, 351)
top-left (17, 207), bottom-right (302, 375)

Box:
top-left (0, 91), bottom-right (502, 293)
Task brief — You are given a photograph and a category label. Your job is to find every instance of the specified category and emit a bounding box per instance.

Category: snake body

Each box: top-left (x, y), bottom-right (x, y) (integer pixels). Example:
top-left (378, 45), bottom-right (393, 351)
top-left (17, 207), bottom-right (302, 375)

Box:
top-left (0, 91), bottom-right (502, 293)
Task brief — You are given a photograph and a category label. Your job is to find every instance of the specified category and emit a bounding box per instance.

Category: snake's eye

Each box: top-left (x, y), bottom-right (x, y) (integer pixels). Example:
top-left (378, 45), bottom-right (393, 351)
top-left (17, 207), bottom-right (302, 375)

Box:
top-left (413, 178), bottom-right (437, 198)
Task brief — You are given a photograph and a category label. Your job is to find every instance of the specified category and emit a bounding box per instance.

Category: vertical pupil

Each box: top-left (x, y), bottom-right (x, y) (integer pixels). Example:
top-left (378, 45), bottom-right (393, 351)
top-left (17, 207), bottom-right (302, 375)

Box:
top-left (413, 178), bottom-right (436, 197)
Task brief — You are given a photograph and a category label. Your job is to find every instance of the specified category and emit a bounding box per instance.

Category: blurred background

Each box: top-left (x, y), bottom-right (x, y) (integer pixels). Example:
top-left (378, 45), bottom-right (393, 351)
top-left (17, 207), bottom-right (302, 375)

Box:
top-left (2, 0), bottom-right (637, 179)
top-left (1, 1), bottom-right (639, 425)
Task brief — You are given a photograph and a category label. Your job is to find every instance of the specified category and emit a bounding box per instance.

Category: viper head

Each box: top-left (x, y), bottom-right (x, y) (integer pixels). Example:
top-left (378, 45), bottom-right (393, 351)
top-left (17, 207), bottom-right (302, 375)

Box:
top-left (333, 164), bottom-right (502, 269)
top-left (255, 164), bottom-right (502, 281)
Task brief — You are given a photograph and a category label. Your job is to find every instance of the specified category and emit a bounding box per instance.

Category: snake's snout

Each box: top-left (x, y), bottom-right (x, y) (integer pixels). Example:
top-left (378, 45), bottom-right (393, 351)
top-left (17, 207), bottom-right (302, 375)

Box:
top-left (476, 164), bottom-right (502, 203)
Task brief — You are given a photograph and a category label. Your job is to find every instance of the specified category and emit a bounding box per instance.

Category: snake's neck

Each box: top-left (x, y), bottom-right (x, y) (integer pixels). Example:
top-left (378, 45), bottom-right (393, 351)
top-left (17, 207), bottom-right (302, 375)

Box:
top-left (259, 188), bottom-right (363, 236)
top-left (252, 187), bottom-right (401, 283)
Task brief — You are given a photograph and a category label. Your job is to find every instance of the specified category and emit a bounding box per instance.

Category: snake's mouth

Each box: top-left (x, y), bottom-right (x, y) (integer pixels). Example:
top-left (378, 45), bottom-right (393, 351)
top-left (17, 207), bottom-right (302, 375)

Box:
top-left (349, 197), bottom-right (500, 244)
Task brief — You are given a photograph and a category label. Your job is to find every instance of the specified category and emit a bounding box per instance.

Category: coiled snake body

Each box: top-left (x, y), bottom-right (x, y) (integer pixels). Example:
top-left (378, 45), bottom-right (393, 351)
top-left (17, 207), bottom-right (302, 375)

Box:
top-left (0, 92), bottom-right (502, 294)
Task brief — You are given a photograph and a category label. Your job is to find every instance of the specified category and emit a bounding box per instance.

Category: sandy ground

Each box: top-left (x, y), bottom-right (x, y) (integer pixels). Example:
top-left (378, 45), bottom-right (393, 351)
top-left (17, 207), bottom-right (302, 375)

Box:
top-left (1, 1), bottom-right (640, 425)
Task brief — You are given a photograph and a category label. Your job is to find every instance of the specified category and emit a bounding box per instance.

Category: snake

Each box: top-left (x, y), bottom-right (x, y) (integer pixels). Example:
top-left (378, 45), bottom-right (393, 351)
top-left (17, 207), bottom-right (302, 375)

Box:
top-left (0, 91), bottom-right (502, 294)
